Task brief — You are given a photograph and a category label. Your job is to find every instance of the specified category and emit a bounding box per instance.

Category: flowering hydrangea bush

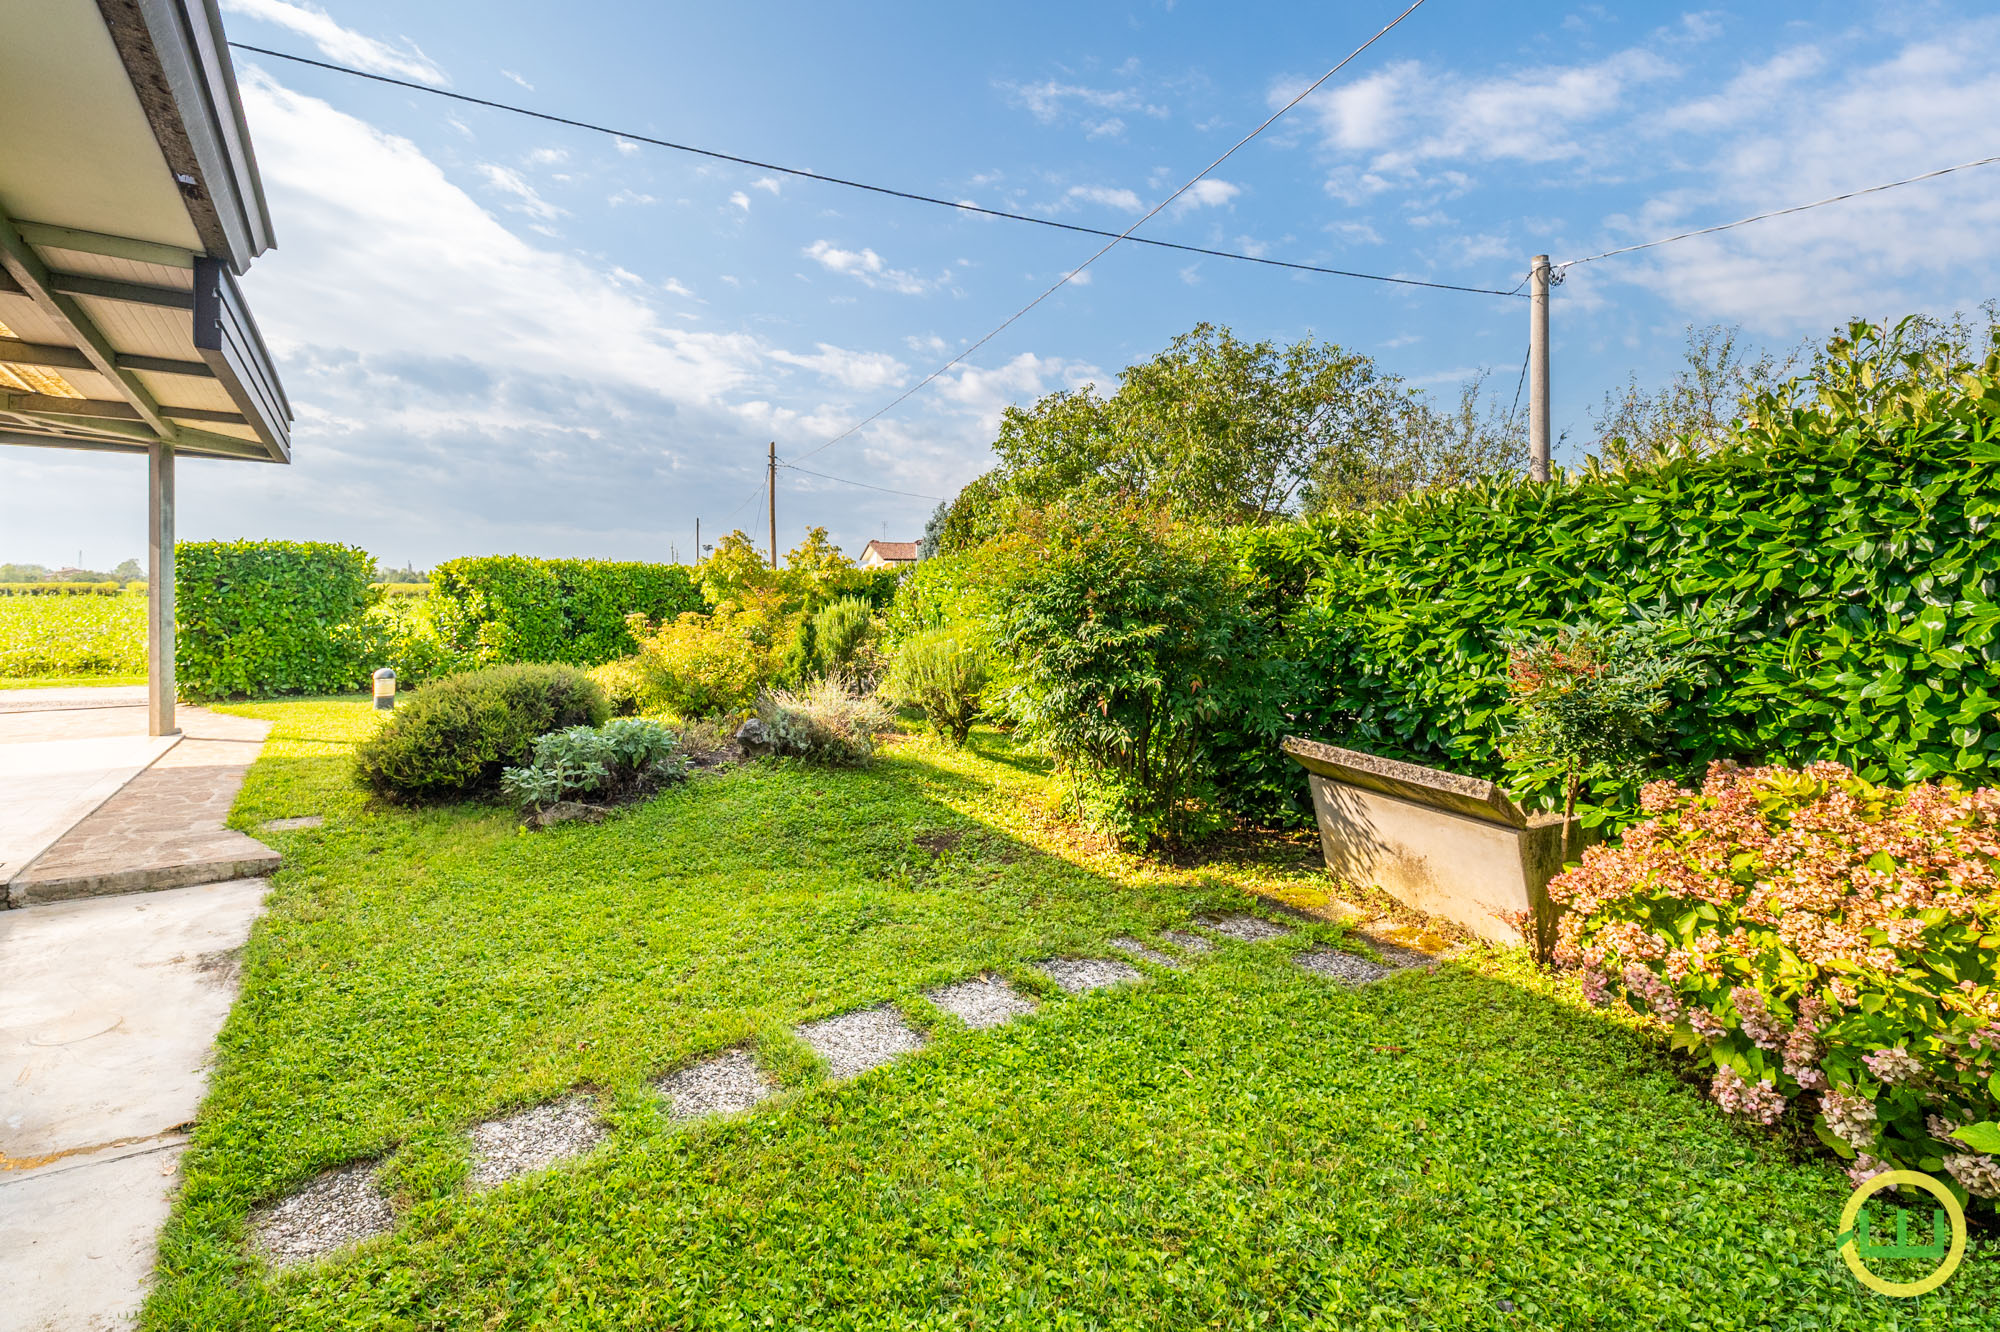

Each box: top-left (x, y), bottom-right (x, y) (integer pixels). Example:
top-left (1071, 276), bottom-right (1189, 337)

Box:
top-left (1549, 760), bottom-right (2000, 1201)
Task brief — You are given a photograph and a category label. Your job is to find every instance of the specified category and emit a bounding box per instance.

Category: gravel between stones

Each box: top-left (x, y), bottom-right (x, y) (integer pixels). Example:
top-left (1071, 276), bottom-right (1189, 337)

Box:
top-left (798, 1005), bottom-right (927, 1079)
top-left (1294, 948), bottom-right (1397, 984)
top-left (1203, 914), bottom-right (1293, 942)
top-left (467, 1095), bottom-right (608, 1189)
top-left (926, 975), bottom-right (1037, 1029)
top-left (655, 1048), bottom-right (774, 1120)
top-left (1036, 956), bottom-right (1145, 994)
top-left (1160, 930), bottom-right (1214, 954)
top-left (1109, 937), bottom-right (1181, 967)
top-left (249, 1161), bottom-right (394, 1268)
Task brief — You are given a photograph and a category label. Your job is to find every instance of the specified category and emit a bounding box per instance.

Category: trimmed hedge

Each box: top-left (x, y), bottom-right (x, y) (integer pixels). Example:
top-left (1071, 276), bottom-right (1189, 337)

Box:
top-left (1215, 413), bottom-right (2000, 827)
top-left (176, 541), bottom-right (377, 700)
top-left (427, 557), bottom-right (701, 669)
top-left (353, 663), bottom-right (608, 803)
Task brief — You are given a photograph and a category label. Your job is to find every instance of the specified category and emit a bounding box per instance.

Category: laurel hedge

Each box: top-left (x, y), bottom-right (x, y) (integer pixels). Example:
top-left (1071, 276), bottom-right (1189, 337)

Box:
top-left (425, 556), bottom-right (702, 669)
top-left (176, 541), bottom-right (378, 700)
top-left (1216, 386), bottom-right (2000, 828)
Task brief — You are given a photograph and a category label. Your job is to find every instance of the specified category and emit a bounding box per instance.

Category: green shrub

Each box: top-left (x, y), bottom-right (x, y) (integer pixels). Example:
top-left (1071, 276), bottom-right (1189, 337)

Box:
top-left (811, 596), bottom-right (878, 678)
top-left (753, 678), bottom-right (893, 765)
top-left (1209, 322), bottom-right (2000, 831)
top-left (427, 556), bottom-right (701, 669)
top-left (883, 626), bottom-right (989, 745)
top-left (353, 663), bottom-right (608, 803)
top-left (998, 505), bottom-right (1255, 846)
top-left (0, 581), bottom-right (121, 596)
top-left (500, 718), bottom-right (687, 812)
top-left (177, 541), bottom-right (377, 699)
top-left (360, 594), bottom-right (465, 687)
top-left (632, 613), bottom-right (769, 719)
top-left (1552, 762), bottom-right (2000, 1203)
top-left (587, 656), bottom-right (649, 716)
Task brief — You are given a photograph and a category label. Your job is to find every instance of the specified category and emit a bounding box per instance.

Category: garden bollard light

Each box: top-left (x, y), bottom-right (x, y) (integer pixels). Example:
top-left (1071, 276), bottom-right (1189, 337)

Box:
top-left (373, 667), bottom-right (396, 710)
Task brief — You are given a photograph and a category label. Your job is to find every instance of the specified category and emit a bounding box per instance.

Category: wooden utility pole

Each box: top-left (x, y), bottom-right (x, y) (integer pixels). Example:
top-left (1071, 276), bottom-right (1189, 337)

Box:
top-left (767, 441), bottom-right (778, 569)
top-left (694, 516), bottom-right (700, 567)
top-left (1528, 254), bottom-right (1552, 482)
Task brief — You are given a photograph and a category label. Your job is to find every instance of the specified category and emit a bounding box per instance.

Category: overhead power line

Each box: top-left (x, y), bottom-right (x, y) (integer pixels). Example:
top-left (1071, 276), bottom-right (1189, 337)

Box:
top-left (790, 0), bottom-right (1433, 466)
top-left (1557, 151), bottom-right (2000, 271)
top-left (779, 462), bottom-right (942, 501)
top-left (228, 41), bottom-right (1512, 298)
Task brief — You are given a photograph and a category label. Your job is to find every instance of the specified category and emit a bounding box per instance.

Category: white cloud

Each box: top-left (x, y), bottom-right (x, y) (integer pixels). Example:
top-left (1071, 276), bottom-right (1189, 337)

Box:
top-left (770, 343), bottom-right (910, 392)
top-left (753, 177), bottom-right (783, 195)
top-left (1065, 268), bottom-right (1093, 286)
top-left (728, 191), bottom-right (752, 211)
top-left (476, 164), bottom-right (565, 221)
top-left (221, 0), bottom-right (447, 86)
top-left (608, 189), bottom-right (657, 207)
top-left (613, 137), bottom-right (641, 155)
top-left (525, 147), bottom-right (568, 167)
top-left (1594, 26), bottom-right (2000, 331)
top-left (1170, 178), bottom-right (1240, 214)
top-left (1064, 184), bottom-right (1145, 213)
top-left (501, 69), bottom-right (534, 91)
top-left (934, 352), bottom-right (1101, 432)
top-left (661, 278), bottom-right (698, 299)
top-left (1001, 79), bottom-right (1170, 126)
top-left (803, 240), bottom-right (940, 295)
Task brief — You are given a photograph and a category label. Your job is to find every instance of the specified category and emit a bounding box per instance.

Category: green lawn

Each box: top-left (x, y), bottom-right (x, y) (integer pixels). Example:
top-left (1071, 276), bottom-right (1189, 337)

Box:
top-left (145, 698), bottom-right (1997, 1329)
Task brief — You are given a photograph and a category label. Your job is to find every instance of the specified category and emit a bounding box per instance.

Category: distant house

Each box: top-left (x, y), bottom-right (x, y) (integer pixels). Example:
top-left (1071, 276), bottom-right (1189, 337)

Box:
top-left (859, 540), bottom-right (919, 570)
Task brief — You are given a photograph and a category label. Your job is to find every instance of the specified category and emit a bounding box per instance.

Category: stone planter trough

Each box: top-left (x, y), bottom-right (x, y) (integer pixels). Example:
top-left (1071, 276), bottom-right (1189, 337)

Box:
top-left (1282, 737), bottom-right (1583, 946)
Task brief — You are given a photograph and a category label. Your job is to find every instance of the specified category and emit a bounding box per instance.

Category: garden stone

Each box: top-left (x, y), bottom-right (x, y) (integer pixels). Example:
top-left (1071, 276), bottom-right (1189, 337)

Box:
top-left (1293, 948), bottom-right (1397, 984)
top-left (467, 1095), bottom-right (607, 1189)
top-left (733, 717), bottom-right (774, 757)
top-left (798, 1005), bottom-right (926, 1079)
top-left (1160, 930), bottom-right (1214, 953)
top-left (1036, 957), bottom-right (1145, 994)
top-left (1203, 914), bottom-right (1291, 943)
top-left (926, 975), bottom-right (1036, 1029)
top-left (1108, 937), bottom-right (1181, 967)
top-left (655, 1049), bottom-right (774, 1120)
top-left (523, 800), bottom-right (613, 831)
top-left (262, 815), bottom-right (323, 832)
top-left (249, 1161), bottom-right (394, 1268)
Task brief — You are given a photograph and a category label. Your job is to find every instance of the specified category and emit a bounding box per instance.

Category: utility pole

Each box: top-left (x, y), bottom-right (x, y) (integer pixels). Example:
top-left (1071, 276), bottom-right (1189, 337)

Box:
top-left (1528, 254), bottom-right (1552, 483)
top-left (767, 441), bottom-right (778, 570)
top-left (694, 517), bottom-right (700, 568)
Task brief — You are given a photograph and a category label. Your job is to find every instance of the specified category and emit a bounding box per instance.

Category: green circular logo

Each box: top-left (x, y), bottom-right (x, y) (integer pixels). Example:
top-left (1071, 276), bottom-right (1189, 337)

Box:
top-left (1836, 1170), bottom-right (1967, 1298)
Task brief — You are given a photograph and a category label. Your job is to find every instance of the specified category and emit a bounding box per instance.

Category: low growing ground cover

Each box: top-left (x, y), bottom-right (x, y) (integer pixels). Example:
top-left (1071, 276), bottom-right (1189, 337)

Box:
top-left (146, 699), bottom-right (1998, 1328)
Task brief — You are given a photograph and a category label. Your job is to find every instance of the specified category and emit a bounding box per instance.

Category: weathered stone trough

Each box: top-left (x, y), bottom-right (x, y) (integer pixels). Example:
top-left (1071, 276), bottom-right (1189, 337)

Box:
top-left (1282, 737), bottom-right (1580, 946)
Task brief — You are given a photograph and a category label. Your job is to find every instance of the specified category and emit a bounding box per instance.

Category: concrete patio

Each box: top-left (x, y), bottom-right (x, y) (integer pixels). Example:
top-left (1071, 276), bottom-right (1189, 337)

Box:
top-left (0, 685), bottom-right (277, 1329)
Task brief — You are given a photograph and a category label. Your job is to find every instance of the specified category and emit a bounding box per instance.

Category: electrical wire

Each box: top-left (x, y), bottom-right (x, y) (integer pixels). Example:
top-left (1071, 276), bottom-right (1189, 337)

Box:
top-left (779, 463), bottom-right (942, 501)
top-left (1556, 151), bottom-right (2000, 271)
top-left (226, 40), bottom-right (1515, 298)
top-left (789, 0), bottom-right (1432, 466)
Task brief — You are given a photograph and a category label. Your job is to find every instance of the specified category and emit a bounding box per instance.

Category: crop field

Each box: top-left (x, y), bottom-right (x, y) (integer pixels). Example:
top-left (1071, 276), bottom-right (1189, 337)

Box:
top-left (0, 589), bottom-right (148, 678)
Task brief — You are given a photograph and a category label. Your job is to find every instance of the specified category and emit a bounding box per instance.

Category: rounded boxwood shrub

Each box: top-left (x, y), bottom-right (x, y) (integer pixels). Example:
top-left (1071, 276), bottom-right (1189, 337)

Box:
top-left (354, 663), bottom-right (608, 803)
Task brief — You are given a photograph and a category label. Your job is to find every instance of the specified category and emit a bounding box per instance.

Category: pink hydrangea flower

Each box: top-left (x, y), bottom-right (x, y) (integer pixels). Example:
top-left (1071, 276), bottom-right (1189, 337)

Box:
top-left (1711, 1066), bottom-right (1787, 1125)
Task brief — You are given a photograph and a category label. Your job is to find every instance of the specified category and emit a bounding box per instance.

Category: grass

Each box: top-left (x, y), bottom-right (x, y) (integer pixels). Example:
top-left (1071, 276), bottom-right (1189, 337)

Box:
top-left (145, 698), bottom-right (1998, 1329)
top-left (0, 588), bottom-right (147, 678)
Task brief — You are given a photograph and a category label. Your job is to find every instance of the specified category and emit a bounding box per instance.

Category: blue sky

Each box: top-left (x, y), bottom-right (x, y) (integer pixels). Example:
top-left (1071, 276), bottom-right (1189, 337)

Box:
top-left (10, 0), bottom-right (2000, 569)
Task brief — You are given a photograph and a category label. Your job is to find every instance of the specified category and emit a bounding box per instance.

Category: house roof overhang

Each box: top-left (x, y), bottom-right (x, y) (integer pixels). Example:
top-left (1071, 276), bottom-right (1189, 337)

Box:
top-left (0, 0), bottom-right (290, 463)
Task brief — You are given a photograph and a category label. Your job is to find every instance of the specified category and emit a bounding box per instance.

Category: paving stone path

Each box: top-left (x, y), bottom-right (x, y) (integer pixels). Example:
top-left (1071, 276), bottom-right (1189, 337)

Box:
top-left (247, 911), bottom-right (1433, 1269)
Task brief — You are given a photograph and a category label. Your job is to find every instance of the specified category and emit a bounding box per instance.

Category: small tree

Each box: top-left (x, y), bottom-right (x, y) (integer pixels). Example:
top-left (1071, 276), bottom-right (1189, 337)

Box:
top-left (1502, 620), bottom-right (1691, 866)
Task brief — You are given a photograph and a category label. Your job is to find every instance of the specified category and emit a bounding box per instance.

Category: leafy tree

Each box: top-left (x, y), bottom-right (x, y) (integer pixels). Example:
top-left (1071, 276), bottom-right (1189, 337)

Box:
top-left (782, 525), bottom-right (854, 593)
top-left (0, 563), bottom-right (52, 582)
top-left (111, 558), bottom-right (143, 582)
top-left (698, 530), bottom-right (772, 607)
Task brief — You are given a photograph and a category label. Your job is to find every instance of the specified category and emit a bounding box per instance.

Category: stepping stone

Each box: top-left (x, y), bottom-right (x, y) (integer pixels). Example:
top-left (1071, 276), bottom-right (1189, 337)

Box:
top-left (249, 1161), bottom-right (394, 1268)
top-left (1294, 948), bottom-right (1397, 984)
top-left (1108, 937), bottom-right (1181, 967)
top-left (467, 1095), bottom-right (607, 1189)
top-left (263, 815), bottom-right (324, 831)
top-left (798, 1005), bottom-right (926, 1079)
top-left (1036, 956), bottom-right (1144, 994)
top-left (1160, 930), bottom-right (1214, 954)
top-left (926, 974), bottom-right (1037, 1029)
top-left (1203, 914), bottom-right (1292, 943)
top-left (655, 1049), bottom-right (774, 1120)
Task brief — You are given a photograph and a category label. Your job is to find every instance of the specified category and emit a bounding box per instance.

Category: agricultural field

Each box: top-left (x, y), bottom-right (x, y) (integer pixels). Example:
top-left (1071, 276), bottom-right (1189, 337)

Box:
top-left (0, 587), bottom-right (147, 681)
